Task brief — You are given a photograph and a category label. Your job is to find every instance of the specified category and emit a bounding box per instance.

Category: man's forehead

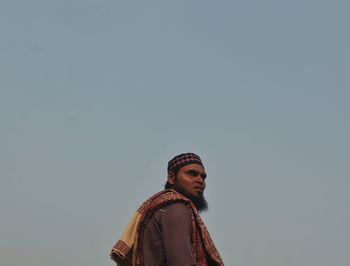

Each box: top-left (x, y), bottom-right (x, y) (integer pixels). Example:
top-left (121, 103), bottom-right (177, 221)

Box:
top-left (180, 163), bottom-right (206, 172)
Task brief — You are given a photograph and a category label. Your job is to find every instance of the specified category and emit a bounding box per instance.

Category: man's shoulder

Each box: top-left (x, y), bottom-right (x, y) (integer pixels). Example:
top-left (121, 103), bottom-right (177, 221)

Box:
top-left (139, 189), bottom-right (191, 216)
top-left (150, 202), bottom-right (192, 233)
top-left (162, 201), bottom-right (190, 212)
top-left (157, 201), bottom-right (191, 221)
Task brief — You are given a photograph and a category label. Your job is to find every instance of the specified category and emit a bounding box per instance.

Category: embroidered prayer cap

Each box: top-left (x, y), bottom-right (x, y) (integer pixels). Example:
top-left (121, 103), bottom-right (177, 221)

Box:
top-left (167, 152), bottom-right (204, 173)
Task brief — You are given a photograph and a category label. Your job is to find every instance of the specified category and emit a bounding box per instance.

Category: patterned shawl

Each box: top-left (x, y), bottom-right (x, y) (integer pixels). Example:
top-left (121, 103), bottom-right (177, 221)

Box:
top-left (110, 189), bottom-right (224, 266)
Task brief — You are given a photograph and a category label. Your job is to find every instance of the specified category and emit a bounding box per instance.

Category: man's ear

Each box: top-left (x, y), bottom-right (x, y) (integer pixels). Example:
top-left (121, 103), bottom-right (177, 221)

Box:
top-left (167, 171), bottom-right (175, 185)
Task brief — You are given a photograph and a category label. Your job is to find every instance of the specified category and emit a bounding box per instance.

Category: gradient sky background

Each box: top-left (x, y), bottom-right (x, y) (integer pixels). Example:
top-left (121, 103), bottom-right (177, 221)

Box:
top-left (1, 1), bottom-right (349, 266)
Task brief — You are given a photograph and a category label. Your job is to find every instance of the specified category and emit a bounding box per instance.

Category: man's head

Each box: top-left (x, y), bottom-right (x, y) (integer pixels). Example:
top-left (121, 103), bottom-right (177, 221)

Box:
top-left (165, 153), bottom-right (208, 212)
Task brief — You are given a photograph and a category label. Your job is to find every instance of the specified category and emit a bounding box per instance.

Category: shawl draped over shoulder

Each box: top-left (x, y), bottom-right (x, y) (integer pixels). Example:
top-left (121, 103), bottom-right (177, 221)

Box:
top-left (110, 189), bottom-right (224, 266)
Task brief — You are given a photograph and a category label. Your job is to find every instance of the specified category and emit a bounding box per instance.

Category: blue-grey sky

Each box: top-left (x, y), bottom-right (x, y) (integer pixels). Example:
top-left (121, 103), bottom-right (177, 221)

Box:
top-left (1, 1), bottom-right (349, 266)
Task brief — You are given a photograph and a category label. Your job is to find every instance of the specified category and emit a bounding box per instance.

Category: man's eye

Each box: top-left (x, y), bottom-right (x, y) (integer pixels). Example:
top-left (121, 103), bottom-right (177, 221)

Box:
top-left (187, 170), bottom-right (197, 176)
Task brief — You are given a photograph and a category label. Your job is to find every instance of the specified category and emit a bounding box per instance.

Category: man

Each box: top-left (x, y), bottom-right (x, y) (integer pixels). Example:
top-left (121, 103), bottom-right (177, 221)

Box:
top-left (110, 153), bottom-right (224, 266)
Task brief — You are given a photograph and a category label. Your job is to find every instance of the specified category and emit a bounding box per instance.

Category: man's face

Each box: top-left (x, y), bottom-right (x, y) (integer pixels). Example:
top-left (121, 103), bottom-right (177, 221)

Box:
top-left (173, 164), bottom-right (207, 198)
top-left (169, 163), bottom-right (208, 211)
top-left (168, 164), bottom-right (207, 199)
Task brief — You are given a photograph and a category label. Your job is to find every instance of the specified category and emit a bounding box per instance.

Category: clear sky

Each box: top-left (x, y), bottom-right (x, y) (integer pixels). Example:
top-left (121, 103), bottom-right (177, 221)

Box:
top-left (1, 1), bottom-right (349, 266)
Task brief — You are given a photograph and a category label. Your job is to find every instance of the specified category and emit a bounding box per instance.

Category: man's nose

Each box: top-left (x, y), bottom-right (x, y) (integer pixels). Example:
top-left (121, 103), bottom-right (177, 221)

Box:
top-left (196, 175), bottom-right (205, 184)
top-left (197, 178), bottom-right (206, 190)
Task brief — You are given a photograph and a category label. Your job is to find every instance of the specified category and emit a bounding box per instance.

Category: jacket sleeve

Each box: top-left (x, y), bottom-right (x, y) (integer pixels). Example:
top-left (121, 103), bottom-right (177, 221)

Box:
top-left (161, 202), bottom-right (196, 266)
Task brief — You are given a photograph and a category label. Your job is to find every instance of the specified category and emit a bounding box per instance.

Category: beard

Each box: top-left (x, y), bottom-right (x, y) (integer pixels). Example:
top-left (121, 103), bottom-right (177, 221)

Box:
top-left (173, 186), bottom-right (208, 212)
top-left (188, 193), bottom-right (208, 212)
